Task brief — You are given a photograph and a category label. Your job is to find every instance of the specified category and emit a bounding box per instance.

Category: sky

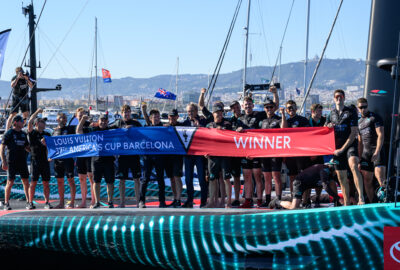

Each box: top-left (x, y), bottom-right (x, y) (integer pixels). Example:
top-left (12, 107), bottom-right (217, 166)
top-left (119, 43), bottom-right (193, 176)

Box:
top-left (0, 0), bottom-right (371, 81)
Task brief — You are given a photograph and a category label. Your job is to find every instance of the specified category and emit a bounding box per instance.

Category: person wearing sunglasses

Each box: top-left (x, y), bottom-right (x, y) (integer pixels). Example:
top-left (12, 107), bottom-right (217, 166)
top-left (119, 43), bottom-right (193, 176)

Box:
top-left (325, 89), bottom-right (364, 205)
top-left (1, 115), bottom-right (30, 210)
top-left (258, 99), bottom-right (287, 207)
top-left (357, 97), bottom-right (386, 203)
top-left (284, 100), bottom-right (312, 200)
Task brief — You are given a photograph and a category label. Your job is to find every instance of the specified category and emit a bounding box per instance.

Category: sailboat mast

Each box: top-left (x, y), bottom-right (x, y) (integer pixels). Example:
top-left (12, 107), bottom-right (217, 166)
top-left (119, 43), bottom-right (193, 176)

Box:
top-left (175, 57), bottom-right (179, 109)
top-left (242, 0), bottom-right (251, 98)
top-left (95, 17), bottom-right (98, 111)
top-left (303, 0), bottom-right (310, 115)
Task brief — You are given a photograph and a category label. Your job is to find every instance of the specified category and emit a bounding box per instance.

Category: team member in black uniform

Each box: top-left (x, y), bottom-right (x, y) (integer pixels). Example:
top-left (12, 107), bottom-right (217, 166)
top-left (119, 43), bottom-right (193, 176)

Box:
top-left (205, 104), bottom-right (233, 208)
top-left (357, 98), bottom-right (386, 203)
top-left (229, 100), bottom-right (243, 207)
top-left (139, 108), bottom-right (166, 208)
top-left (326, 89), bottom-right (364, 205)
top-left (275, 163), bottom-right (341, 210)
top-left (182, 103), bottom-right (208, 208)
top-left (52, 113), bottom-right (76, 209)
top-left (1, 115), bottom-right (30, 210)
top-left (259, 99), bottom-right (287, 207)
top-left (284, 100), bottom-right (311, 196)
top-left (74, 107), bottom-right (94, 208)
top-left (6, 67), bottom-right (33, 131)
top-left (163, 109), bottom-right (184, 208)
top-left (27, 108), bottom-right (53, 210)
top-left (236, 96), bottom-right (263, 208)
top-left (77, 113), bottom-right (116, 208)
top-left (111, 105), bottom-right (142, 208)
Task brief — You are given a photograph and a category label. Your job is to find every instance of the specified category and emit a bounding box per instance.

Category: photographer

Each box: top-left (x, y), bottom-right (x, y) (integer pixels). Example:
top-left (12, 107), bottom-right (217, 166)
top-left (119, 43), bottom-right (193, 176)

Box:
top-left (6, 67), bottom-right (33, 131)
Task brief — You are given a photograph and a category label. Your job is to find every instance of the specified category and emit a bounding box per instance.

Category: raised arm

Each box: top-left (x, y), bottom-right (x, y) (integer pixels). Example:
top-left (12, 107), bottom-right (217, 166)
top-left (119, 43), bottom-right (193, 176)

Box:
top-left (198, 88), bottom-right (206, 110)
top-left (141, 103), bottom-right (151, 126)
top-left (280, 107), bottom-right (287, 128)
top-left (76, 115), bottom-right (89, 134)
top-left (27, 108), bottom-right (43, 133)
top-left (270, 85), bottom-right (279, 112)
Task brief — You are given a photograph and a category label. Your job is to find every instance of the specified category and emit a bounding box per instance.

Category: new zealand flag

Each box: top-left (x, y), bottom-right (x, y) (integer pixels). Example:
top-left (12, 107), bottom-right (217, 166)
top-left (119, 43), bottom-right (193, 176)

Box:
top-left (154, 88), bottom-right (176, 100)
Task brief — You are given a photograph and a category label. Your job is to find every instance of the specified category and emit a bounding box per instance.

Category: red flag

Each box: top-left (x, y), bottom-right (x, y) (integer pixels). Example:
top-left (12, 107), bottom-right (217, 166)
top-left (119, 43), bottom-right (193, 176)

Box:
top-left (102, 68), bottom-right (112, 83)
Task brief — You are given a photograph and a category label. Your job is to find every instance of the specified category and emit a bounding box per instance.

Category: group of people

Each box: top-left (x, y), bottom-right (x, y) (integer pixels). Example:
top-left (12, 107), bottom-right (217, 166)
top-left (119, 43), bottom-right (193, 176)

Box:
top-left (0, 67), bottom-right (387, 210)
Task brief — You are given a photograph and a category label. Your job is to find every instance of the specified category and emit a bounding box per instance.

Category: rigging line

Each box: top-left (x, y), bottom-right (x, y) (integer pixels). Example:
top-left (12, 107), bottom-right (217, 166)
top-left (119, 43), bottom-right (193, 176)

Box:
top-left (4, 0), bottom-right (90, 116)
top-left (37, 0), bottom-right (90, 81)
top-left (12, 24), bottom-right (29, 67)
top-left (257, 0), bottom-right (271, 66)
top-left (40, 34), bottom-right (69, 77)
top-left (38, 28), bottom-right (82, 77)
top-left (19, 0), bottom-right (47, 67)
top-left (267, 0), bottom-right (295, 94)
top-left (88, 35), bottom-right (96, 106)
top-left (205, 0), bottom-right (243, 106)
top-left (205, 0), bottom-right (242, 100)
top-left (299, 0), bottom-right (344, 113)
top-left (97, 31), bottom-right (108, 68)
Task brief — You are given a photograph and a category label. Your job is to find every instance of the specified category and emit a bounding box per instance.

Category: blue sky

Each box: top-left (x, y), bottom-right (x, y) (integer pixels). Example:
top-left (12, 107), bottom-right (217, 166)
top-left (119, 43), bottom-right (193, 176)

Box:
top-left (0, 0), bottom-right (371, 80)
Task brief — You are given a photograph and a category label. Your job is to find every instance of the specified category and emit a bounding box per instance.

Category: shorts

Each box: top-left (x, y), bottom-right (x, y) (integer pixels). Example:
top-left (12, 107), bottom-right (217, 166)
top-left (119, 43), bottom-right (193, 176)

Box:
top-left (293, 179), bottom-right (320, 199)
top-left (285, 157), bottom-right (311, 176)
top-left (11, 95), bottom-right (29, 114)
top-left (77, 157), bottom-right (92, 174)
top-left (7, 160), bottom-right (29, 180)
top-left (332, 142), bottom-right (358, 171)
top-left (360, 147), bottom-right (386, 172)
top-left (31, 159), bottom-right (51, 182)
top-left (208, 157), bottom-right (231, 180)
top-left (164, 155), bottom-right (183, 178)
top-left (261, 157), bottom-right (282, 172)
top-left (92, 160), bottom-right (115, 184)
top-left (117, 155), bottom-right (141, 179)
top-left (230, 157), bottom-right (242, 177)
top-left (241, 158), bottom-right (261, 170)
top-left (54, 158), bottom-right (74, 179)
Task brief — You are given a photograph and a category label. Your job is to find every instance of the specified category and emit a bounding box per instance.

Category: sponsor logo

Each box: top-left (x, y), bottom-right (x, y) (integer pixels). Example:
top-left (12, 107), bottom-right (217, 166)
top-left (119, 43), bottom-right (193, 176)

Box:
top-left (174, 126), bottom-right (197, 150)
top-left (384, 227), bottom-right (400, 269)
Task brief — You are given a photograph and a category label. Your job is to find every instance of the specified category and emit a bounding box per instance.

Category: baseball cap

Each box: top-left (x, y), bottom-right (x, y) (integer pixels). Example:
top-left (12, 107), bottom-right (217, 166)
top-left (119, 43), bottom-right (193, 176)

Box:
top-left (263, 99), bottom-right (275, 107)
top-left (212, 104), bottom-right (224, 113)
top-left (34, 117), bottom-right (47, 125)
top-left (168, 109), bottom-right (179, 116)
top-left (12, 115), bottom-right (23, 122)
top-left (230, 100), bottom-right (240, 108)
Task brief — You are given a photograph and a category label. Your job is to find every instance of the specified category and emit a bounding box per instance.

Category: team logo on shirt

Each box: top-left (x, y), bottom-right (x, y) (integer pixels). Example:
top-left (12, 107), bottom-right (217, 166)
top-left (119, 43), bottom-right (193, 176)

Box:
top-left (174, 127), bottom-right (197, 150)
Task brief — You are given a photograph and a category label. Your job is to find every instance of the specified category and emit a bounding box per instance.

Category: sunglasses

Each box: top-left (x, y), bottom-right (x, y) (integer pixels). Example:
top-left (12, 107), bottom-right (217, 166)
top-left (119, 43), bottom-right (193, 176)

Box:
top-left (286, 106), bottom-right (295, 110)
top-left (358, 105), bottom-right (367, 109)
top-left (334, 95), bottom-right (344, 99)
top-left (265, 106), bottom-right (274, 109)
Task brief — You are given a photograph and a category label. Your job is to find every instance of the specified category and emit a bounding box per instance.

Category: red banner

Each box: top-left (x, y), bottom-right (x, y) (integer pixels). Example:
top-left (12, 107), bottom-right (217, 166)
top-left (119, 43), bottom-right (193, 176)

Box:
top-left (186, 127), bottom-right (335, 157)
top-left (384, 227), bottom-right (400, 270)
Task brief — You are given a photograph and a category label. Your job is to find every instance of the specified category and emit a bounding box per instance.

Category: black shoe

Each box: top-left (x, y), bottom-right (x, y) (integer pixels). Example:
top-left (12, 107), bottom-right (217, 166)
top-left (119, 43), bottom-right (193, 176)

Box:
top-left (260, 202), bottom-right (270, 208)
top-left (108, 201), bottom-right (114, 208)
top-left (334, 199), bottom-right (342, 207)
top-left (44, 202), bottom-right (53, 210)
top-left (26, 202), bottom-right (36, 210)
top-left (159, 202), bottom-right (167, 208)
top-left (199, 202), bottom-right (207, 208)
top-left (314, 200), bottom-right (321, 208)
top-left (3, 203), bottom-right (11, 211)
top-left (167, 199), bottom-right (177, 207)
top-left (173, 200), bottom-right (182, 208)
top-left (231, 200), bottom-right (240, 207)
top-left (182, 201), bottom-right (193, 208)
top-left (91, 202), bottom-right (101, 209)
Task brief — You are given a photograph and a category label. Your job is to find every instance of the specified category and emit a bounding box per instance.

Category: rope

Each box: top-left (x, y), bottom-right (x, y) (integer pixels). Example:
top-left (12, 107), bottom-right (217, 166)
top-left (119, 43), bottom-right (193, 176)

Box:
top-left (299, 0), bottom-right (344, 113)
top-left (205, 0), bottom-right (243, 106)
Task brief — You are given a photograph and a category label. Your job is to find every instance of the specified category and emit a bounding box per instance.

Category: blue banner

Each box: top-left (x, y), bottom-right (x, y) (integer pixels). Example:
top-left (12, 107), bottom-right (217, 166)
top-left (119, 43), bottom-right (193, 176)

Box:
top-left (45, 127), bottom-right (188, 159)
top-left (0, 29), bottom-right (11, 79)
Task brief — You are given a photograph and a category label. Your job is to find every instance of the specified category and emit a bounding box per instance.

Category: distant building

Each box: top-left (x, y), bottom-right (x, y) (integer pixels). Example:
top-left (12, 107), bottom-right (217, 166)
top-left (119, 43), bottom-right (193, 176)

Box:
top-left (183, 92), bottom-right (198, 104)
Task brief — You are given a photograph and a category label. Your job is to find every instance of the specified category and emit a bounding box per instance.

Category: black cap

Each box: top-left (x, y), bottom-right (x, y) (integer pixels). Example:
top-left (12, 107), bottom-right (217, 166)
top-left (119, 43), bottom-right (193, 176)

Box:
top-left (12, 115), bottom-right (23, 122)
top-left (230, 100), bottom-right (240, 108)
top-left (99, 113), bottom-right (108, 120)
top-left (168, 109), bottom-right (179, 116)
top-left (212, 104), bottom-right (224, 113)
top-left (263, 99), bottom-right (275, 107)
top-left (34, 117), bottom-right (47, 124)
